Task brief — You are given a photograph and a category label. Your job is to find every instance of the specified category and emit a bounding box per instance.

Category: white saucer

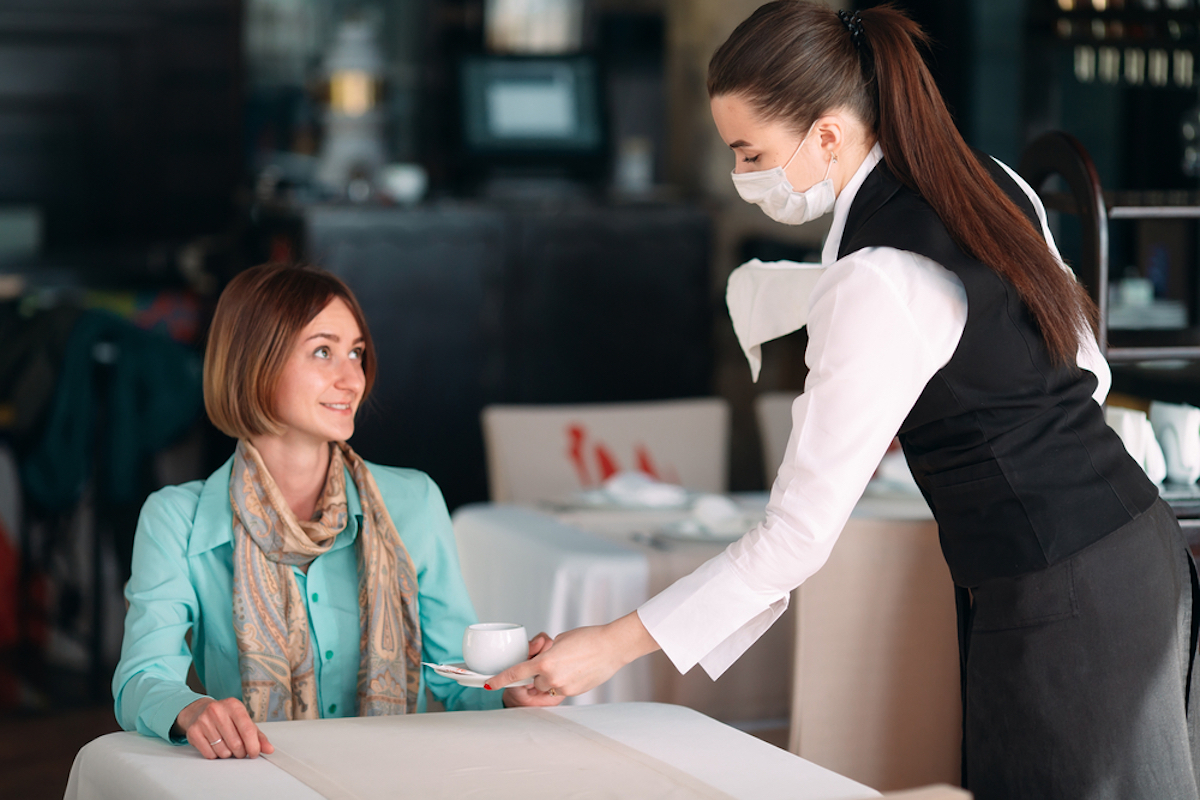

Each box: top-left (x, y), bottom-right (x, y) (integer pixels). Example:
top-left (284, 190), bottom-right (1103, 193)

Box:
top-left (423, 662), bottom-right (534, 689)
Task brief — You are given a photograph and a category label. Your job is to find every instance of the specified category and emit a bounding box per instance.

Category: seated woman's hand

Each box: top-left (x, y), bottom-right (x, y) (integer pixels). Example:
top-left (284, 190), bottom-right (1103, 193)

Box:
top-left (501, 632), bottom-right (565, 708)
top-left (175, 696), bottom-right (275, 759)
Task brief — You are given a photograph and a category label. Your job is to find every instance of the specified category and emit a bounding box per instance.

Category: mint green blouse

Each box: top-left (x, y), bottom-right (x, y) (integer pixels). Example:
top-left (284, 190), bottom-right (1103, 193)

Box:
top-left (112, 457), bottom-right (502, 742)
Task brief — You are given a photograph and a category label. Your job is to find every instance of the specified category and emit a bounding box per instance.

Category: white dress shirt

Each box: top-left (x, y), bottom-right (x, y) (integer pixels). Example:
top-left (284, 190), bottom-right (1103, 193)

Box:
top-left (637, 144), bottom-right (1110, 679)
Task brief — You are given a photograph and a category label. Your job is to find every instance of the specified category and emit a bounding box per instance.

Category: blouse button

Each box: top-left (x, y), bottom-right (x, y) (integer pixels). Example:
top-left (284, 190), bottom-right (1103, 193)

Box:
top-left (311, 592), bottom-right (319, 602)
top-left (328, 703), bottom-right (337, 714)
top-left (325, 650), bottom-right (334, 660)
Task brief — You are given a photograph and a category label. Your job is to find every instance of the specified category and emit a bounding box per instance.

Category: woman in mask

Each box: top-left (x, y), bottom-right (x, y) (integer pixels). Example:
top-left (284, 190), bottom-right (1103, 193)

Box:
top-left (488, 3), bottom-right (1200, 797)
top-left (114, 263), bottom-right (559, 760)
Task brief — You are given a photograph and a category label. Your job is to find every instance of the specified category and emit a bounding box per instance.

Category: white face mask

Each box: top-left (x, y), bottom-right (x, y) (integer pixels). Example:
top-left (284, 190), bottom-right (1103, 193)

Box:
top-left (730, 123), bottom-right (837, 226)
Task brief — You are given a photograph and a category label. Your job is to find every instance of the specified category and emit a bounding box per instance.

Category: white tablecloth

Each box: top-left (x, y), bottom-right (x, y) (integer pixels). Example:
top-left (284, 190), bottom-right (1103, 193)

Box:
top-left (64, 703), bottom-right (881, 800)
top-left (452, 489), bottom-right (936, 728)
top-left (544, 493), bottom-right (794, 724)
top-left (452, 504), bottom-right (651, 705)
top-left (790, 511), bottom-right (959, 791)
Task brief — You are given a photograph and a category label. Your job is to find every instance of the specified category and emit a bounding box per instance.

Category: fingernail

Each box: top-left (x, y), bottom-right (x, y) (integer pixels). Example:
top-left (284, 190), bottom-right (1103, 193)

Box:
top-left (483, 684), bottom-right (492, 691)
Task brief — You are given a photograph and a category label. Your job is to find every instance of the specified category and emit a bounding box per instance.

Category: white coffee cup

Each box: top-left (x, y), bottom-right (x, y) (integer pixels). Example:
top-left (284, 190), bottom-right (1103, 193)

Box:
top-left (462, 623), bottom-right (527, 675)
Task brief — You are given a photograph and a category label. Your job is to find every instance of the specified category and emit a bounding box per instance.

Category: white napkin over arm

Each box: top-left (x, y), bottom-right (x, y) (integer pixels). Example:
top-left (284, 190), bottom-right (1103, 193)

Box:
top-left (725, 259), bottom-right (826, 382)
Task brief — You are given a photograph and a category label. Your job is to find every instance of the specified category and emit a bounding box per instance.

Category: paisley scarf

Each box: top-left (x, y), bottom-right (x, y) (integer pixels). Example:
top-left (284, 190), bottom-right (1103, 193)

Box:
top-left (229, 439), bottom-right (421, 721)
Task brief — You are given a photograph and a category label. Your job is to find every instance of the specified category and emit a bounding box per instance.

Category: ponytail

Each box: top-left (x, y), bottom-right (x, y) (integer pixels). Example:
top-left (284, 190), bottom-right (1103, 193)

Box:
top-left (709, 2), bottom-right (1097, 366)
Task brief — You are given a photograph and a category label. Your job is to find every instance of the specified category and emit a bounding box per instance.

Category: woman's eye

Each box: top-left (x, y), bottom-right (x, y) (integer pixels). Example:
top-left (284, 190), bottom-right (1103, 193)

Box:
top-left (350, 348), bottom-right (363, 361)
top-left (741, 155), bottom-right (760, 164)
top-left (314, 346), bottom-right (330, 358)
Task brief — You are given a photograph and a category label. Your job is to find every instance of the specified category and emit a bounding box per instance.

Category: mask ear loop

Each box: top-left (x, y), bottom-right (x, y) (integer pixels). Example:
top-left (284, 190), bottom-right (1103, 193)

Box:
top-left (783, 122), bottom-right (838, 182)
top-left (782, 120), bottom-right (818, 170)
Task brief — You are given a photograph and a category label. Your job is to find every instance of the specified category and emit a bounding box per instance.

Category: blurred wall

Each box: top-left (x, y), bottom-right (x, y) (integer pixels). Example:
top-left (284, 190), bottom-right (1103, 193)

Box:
top-left (663, 0), bottom-right (848, 489)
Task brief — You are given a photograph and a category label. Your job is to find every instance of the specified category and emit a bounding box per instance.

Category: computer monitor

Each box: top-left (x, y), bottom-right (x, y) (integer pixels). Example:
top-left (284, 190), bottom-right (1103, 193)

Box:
top-left (458, 54), bottom-right (606, 185)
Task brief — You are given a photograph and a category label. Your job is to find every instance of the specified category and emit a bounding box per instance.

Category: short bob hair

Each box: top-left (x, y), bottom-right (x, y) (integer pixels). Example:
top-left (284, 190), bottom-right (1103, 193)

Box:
top-left (203, 263), bottom-right (376, 440)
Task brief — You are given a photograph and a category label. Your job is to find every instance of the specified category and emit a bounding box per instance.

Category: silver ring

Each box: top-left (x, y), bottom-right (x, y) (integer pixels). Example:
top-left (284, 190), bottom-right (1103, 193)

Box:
top-left (209, 737), bottom-right (223, 747)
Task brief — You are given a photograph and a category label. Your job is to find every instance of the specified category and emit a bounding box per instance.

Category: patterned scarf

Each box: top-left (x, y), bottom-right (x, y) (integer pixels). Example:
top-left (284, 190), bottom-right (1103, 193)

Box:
top-left (229, 439), bottom-right (422, 721)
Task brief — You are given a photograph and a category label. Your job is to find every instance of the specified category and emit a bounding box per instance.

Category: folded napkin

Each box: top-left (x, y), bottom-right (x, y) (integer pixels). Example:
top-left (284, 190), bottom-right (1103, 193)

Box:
top-left (1105, 406), bottom-right (1167, 485)
top-left (726, 258), bottom-right (826, 382)
top-left (1147, 402), bottom-right (1194, 484)
top-left (600, 471), bottom-right (688, 508)
top-left (656, 493), bottom-right (762, 540)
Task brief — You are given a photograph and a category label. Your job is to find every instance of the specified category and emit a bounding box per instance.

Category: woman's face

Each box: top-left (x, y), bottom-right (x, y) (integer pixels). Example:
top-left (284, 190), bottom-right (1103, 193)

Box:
top-left (710, 93), bottom-right (829, 189)
top-left (271, 297), bottom-right (366, 449)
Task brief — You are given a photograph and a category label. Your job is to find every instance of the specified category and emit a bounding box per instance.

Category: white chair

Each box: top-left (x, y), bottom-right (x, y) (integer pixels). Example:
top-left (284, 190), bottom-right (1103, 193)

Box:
top-left (754, 391), bottom-right (800, 481)
top-left (481, 398), bottom-right (730, 503)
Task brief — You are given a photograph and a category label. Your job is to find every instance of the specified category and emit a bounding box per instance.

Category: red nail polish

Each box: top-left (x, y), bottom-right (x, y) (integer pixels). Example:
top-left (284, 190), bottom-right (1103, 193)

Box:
top-left (483, 683), bottom-right (492, 691)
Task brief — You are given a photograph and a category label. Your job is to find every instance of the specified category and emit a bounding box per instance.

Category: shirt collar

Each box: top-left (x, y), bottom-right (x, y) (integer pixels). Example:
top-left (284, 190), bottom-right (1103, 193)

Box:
top-left (187, 456), bottom-right (362, 557)
top-left (821, 142), bottom-right (884, 266)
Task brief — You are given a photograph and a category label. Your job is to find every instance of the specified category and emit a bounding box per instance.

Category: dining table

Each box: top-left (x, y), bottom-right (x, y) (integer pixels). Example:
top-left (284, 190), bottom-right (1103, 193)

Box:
top-left (64, 702), bottom-right (881, 800)
top-left (451, 486), bottom-right (938, 728)
top-left (541, 491), bottom-right (796, 725)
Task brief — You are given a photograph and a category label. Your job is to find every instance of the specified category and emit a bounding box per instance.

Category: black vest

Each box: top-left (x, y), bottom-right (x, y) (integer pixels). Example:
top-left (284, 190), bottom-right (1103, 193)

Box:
top-left (838, 158), bottom-right (1159, 587)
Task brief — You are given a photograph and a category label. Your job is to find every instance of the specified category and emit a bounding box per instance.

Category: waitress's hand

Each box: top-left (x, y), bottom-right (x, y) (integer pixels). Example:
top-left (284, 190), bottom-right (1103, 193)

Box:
top-left (487, 612), bottom-right (659, 699)
top-left (501, 632), bottom-right (564, 707)
top-left (175, 696), bottom-right (274, 759)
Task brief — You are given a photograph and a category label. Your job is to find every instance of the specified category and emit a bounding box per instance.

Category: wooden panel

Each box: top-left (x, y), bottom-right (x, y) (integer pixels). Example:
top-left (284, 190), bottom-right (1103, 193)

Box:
top-left (0, 3), bottom-right (240, 249)
top-left (306, 206), bottom-right (510, 509)
top-left (300, 203), bottom-right (713, 509)
top-left (506, 204), bottom-right (712, 402)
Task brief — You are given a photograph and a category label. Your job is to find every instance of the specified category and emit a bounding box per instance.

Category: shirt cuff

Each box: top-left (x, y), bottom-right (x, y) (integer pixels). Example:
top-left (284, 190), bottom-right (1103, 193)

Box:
top-left (637, 551), bottom-right (789, 680)
top-left (148, 687), bottom-right (209, 744)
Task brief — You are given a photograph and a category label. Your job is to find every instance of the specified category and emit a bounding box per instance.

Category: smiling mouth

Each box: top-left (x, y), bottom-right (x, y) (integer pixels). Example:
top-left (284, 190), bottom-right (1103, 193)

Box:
top-left (322, 403), bottom-right (353, 411)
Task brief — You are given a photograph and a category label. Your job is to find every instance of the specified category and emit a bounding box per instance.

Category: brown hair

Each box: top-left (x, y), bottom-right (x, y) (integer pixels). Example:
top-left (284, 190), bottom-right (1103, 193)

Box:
top-left (708, 1), bottom-right (1097, 365)
top-left (203, 263), bottom-right (376, 439)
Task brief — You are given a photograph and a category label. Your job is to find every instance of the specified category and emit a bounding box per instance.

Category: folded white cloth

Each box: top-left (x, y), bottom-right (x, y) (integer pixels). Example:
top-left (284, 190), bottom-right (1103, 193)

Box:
top-left (1148, 401), bottom-right (1200, 484)
top-left (599, 471), bottom-right (688, 508)
top-left (725, 258), bottom-right (826, 382)
top-left (1105, 406), bottom-right (1167, 485)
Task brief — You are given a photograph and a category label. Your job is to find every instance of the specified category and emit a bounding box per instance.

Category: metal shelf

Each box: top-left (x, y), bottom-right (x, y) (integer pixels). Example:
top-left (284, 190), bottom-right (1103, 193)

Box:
top-left (1107, 346), bottom-right (1200, 362)
top-left (1019, 133), bottom-right (1200, 365)
top-left (1109, 206), bottom-right (1200, 219)
top-left (1039, 190), bottom-right (1200, 219)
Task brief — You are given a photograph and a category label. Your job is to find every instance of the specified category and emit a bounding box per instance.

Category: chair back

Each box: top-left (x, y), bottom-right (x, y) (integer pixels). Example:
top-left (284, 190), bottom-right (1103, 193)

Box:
top-left (481, 398), bottom-right (730, 503)
top-left (754, 391), bottom-right (800, 483)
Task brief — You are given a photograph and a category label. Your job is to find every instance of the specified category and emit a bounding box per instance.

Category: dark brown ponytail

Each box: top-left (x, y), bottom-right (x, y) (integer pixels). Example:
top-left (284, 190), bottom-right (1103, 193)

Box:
top-left (709, 1), bottom-right (1097, 366)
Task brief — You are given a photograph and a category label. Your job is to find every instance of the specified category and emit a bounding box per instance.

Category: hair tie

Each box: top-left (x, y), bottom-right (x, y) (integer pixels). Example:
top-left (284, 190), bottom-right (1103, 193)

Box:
top-left (837, 9), bottom-right (866, 49)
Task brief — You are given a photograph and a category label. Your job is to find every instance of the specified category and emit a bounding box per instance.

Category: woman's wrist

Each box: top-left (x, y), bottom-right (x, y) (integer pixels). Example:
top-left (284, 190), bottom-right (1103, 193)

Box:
top-left (172, 696), bottom-right (213, 739)
top-left (609, 611), bottom-right (660, 667)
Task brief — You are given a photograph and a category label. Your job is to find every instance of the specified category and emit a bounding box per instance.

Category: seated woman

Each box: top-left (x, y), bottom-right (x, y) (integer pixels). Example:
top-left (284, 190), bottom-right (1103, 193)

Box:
top-left (113, 263), bottom-right (557, 759)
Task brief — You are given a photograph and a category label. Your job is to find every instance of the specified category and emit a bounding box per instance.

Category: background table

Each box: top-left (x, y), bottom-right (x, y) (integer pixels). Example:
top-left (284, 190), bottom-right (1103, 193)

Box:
top-left (790, 506), bottom-right (960, 791)
top-left (545, 493), bottom-right (794, 726)
top-left (452, 504), bottom-right (652, 705)
top-left (543, 489), bottom-right (961, 792)
top-left (64, 703), bottom-right (881, 800)
top-left (452, 489), bottom-right (947, 738)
